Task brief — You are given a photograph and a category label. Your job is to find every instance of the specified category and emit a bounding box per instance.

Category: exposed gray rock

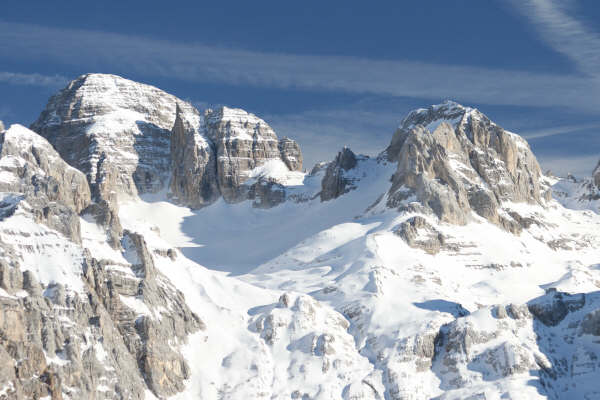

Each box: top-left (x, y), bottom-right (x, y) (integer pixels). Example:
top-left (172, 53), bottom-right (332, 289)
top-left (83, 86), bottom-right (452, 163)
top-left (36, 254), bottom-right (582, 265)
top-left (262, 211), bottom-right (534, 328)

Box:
top-left (278, 137), bottom-right (303, 171)
top-left (205, 106), bottom-right (303, 204)
top-left (393, 216), bottom-right (446, 254)
top-left (0, 124), bottom-right (91, 214)
top-left (594, 159), bottom-right (600, 188)
top-left (0, 253), bottom-right (146, 399)
top-left (0, 222), bottom-right (204, 400)
top-left (246, 179), bottom-right (287, 208)
top-left (31, 75), bottom-right (306, 211)
top-left (0, 137), bottom-right (201, 399)
top-left (28, 199), bottom-right (83, 244)
top-left (0, 125), bottom-right (91, 243)
top-left (385, 101), bottom-right (548, 228)
top-left (118, 231), bottom-right (204, 396)
top-left (580, 309), bottom-right (600, 336)
top-left (0, 120), bottom-right (4, 132)
top-left (528, 289), bottom-right (586, 326)
top-left (321, 147), bottom-right (358, 201)
top-left (170, 105), bottom-right (304, 209)
top-left (169, 104), bottom-right (220, 209)
top-left (31, 73), bottom-right (204, 203)
top-left (82, 199), bottom-right (123, 249)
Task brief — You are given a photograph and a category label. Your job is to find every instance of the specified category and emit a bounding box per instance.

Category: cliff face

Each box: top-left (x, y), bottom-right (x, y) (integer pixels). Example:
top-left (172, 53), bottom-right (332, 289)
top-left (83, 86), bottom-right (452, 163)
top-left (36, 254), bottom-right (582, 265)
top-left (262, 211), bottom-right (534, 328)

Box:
top-left (169, 105), bottom-right (304, 208)
top-left (0, 125), bottom-right (202, 399)
top-left (384, 101), bottom-right (548, 230)
top-left (320, 147), bottom-right (358, 201)
top-left (32, 74), bottom-right (304, 210)
top-left (30, 73), bottom-right (205, 203)
top-left (0, 124), bottom-right (91, 242)
top-left (204, 106), bottom-right (303, 204)
top-left (169, 105), bottom-right (220, 209)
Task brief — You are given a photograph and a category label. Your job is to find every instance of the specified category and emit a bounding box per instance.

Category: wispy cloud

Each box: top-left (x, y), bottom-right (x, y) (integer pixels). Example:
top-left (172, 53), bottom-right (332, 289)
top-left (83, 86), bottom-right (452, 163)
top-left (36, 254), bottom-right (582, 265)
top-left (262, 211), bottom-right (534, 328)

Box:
top-left (1, 21), bottom-right (600, 110)
top-left (511, 0), bottom-right (600, 78)
top-left (522, 122), bottom-right (600, 139)
top-left (0, 71), bottom-right (69, 87)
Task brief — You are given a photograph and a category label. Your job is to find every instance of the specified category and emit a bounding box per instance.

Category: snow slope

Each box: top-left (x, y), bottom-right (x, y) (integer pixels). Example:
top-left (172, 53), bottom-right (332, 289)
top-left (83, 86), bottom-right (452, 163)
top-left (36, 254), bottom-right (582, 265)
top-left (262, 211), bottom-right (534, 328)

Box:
top-left (5, 87), bottom-right (600, 399)
top-left (117, 154), bottom-right (600, 399)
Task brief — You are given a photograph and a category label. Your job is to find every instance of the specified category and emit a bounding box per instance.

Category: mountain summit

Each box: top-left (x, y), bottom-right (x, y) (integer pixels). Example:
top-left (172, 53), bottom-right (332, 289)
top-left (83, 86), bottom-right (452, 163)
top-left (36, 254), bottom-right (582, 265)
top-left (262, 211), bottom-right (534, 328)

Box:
top-left (384, 100), bottom-right (548, 230)
top-left (32, 73), bottom-right (304, 210)
top-left (0, 74), bottom-right (597, 399)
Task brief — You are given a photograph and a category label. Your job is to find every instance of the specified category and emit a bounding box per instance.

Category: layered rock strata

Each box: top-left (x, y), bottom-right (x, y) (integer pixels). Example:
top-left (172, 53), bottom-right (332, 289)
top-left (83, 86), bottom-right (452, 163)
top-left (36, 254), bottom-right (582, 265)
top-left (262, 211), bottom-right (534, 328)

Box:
top-left (385, 101), bottom-right (549, 228)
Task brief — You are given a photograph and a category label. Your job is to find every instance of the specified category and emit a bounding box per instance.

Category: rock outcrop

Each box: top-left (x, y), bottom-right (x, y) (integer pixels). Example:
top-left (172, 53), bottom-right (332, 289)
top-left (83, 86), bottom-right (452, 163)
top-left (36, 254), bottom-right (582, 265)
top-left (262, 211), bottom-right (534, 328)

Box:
top-left (385, 101), bottom-right (549, 228)
top-left (0, 124), bottom-right (92, 242)
top-left (278, 137), bottom-right (303, 171)
top-left (594, 160), bottom-right (600, 188)
top-left (0, 253), bottom-right (148, 399)
top-left (0, 124), bottom-right (91, 213)
top-left (527, 289), bottom-right (585, 327)
top-left (205, 106), bottom-right (303, 204)
top-left (0, 232), bottom-right (203, 399)
top-left (31, 73), bottom-right (204, 203)
top-left (393, 216), bottom-right (447, 255)
top-left (0, 124), bottom-right (202, 399)
top-left (320, 147), bottom-right (358, 201)
top-left (169, 105), bottom-right (304, 208)
top-left (169, 104), bottom-right (220, 208)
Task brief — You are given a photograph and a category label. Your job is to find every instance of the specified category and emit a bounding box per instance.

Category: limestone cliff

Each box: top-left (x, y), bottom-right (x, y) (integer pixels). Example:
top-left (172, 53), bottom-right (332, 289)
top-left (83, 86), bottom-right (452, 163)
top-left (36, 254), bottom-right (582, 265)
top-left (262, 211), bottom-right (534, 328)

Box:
top-left (384, 101), bottom-right (549, 230)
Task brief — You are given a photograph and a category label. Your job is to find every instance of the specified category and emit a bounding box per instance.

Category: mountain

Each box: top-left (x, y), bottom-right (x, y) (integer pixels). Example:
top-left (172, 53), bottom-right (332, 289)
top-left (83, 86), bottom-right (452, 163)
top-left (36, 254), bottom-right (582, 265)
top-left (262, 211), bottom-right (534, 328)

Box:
top-left (31, 74), bottom-right (303, 209)
top-left (0, 74), bottom-right (599, 399)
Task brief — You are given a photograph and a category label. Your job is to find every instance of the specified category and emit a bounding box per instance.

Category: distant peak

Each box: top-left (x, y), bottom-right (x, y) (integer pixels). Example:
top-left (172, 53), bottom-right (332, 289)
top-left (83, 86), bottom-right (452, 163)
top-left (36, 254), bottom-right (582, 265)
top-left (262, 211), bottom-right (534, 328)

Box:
top-left (399, 100), bottom-right (483, 132)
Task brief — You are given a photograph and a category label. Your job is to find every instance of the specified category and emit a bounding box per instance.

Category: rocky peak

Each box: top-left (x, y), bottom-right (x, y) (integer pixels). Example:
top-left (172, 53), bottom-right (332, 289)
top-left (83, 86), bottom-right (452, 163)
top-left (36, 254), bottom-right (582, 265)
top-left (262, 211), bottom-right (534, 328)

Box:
top-left (388, 100), bottom-right (483, 160)
top-left (278, 137), bottom-right (303, 171)
top-left (169, 104), bottom-right (219, 208)
top-left (31, 73), bottom-right (204, 203)
top-left (0, 120), bottom-right (4, 132)
top-left (203, 106), bottom-right (303, 204)
top-left (399, 100), bottom-right (467, 131)
top-left (32, 75), bottom-right (305, 210)
top-left (169, 104), bottom-right (304, 208)
top-left (320, 147), bottom-right (359, 201)
top-left (594, 159), bottom-right (600, 188)
top-left (385, 101), bottom-right (548, 228)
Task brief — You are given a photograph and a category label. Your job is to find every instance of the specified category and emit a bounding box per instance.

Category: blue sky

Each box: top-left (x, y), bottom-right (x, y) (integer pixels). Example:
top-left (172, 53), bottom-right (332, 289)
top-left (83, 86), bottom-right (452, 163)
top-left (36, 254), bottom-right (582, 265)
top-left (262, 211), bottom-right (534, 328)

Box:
top-left (1, 0), bottom-right (600, 176)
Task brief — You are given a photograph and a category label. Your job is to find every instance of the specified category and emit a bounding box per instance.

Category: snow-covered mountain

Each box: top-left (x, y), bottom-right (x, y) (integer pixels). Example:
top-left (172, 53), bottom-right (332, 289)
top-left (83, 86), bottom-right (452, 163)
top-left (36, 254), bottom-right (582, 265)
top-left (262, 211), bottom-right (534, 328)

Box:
top-left (0, 73), bottom-right (599, 400)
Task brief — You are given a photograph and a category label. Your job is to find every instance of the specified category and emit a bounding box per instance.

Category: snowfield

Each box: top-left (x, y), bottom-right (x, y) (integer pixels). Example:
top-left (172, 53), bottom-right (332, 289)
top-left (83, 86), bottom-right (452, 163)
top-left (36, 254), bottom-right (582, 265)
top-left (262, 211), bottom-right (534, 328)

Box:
top-left (116, 156), bottom-right (600, 399)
